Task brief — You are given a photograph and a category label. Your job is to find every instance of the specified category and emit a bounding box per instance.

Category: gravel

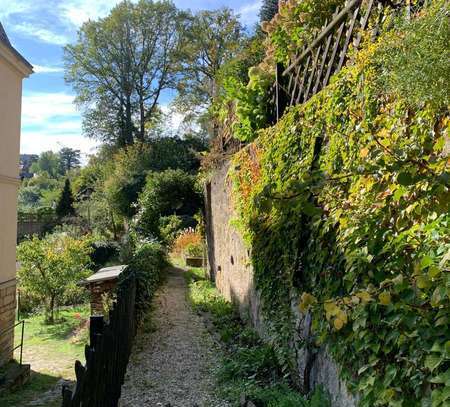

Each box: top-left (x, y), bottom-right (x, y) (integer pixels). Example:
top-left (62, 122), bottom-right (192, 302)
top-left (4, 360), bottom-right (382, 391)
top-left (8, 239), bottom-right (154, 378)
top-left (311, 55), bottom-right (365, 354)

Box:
top-left (119, 267), bottom-right (230, 407)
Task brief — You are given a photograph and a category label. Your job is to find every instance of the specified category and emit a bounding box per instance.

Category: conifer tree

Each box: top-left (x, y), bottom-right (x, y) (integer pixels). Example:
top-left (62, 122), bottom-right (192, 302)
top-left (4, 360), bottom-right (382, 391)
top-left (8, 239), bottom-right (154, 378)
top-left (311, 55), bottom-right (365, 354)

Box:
top-left (260, 0), bottom-right (279, 22)
top-left (56, 178), bottom-right (75, 218)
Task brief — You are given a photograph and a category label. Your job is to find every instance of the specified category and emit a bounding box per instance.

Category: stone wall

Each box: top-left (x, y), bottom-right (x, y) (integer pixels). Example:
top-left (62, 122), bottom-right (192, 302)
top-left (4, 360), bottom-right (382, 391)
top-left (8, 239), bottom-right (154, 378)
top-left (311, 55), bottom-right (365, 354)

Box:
top-left (0, 279), bottom-right (16, 366)
top-left (205, 160), bottom-right (357, 407)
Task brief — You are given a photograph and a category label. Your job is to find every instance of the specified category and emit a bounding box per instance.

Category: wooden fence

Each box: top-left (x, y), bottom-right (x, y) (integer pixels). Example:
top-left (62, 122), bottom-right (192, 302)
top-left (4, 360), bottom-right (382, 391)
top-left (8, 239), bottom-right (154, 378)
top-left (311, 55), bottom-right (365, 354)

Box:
top-left (61, 272), bottom-right (137, 407)
top-left (272, 0), bottom-right (428, 122)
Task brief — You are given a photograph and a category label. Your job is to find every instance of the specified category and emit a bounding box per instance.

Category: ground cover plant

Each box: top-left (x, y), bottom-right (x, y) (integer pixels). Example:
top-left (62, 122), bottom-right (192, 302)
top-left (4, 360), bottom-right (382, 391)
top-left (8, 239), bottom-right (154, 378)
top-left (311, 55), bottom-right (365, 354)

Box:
top-left (184, 266), bottom-right (331, 407)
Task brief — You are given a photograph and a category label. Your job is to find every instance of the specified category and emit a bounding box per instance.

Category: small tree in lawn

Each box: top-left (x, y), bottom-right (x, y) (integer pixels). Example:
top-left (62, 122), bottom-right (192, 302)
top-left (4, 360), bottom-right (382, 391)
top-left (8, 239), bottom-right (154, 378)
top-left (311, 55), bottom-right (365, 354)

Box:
top-left (56, 178), bottom-right (75, 218)
top-left (17, 234), bottom-right (92, 323)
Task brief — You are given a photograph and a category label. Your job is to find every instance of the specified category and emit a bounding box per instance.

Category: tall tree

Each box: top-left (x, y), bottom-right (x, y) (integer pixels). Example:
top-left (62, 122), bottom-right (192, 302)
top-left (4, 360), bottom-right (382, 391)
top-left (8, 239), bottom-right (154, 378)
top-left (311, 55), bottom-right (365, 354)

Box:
top-left (260, 0), bottom-right (279, 22)
top-left (175, 8), bottom-right (245, 134)
top-left (59, 147), bottom-right (81, 173)
top-left (56, 179), bottom-right (76, 218)
top-left (64, 0), bottom-right (187, 146)
top-left (30, 151), bottom-right (61, 178)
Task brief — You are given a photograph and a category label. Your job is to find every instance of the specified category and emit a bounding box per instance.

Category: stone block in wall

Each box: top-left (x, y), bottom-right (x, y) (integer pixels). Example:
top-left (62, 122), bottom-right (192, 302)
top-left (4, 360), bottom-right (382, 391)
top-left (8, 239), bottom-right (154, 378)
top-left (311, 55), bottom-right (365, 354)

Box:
top-left (0, 281), bottom-right (17, 367)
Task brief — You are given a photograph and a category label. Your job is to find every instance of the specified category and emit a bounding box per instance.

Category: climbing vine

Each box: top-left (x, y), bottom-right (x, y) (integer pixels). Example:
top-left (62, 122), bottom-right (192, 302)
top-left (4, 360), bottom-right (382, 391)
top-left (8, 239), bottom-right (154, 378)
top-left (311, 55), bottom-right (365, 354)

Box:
top-left (227, 6), bottom-right (450, 405)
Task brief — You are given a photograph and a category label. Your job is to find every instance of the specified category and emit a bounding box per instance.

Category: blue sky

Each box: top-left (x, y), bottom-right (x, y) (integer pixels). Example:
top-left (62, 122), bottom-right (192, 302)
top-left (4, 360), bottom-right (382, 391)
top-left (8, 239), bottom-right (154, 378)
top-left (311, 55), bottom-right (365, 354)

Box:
top-left (0, 0), bottom-right (261, 159)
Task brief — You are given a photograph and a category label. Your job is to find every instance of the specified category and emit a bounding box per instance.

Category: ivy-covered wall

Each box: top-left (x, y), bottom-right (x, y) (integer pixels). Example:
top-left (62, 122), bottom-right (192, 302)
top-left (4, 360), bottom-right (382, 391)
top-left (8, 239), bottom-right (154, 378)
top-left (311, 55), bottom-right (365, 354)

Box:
top-left (223, 32), bottom-right (449, 407)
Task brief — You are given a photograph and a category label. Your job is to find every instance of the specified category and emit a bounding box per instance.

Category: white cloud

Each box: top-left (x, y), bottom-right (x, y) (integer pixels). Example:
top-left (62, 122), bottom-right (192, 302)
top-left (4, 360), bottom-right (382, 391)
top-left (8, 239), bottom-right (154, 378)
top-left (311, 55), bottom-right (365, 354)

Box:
top-left (20, 91), bottom-right (98, 158)
top-left (13, 23), bottom-right (69, 45)
top-left (59, 0), bottom-right (125, 27)
top-left (22, 92), bottom-right (79, 126)
top-left (20, 131), bottom-right (99, 160)
top-left (0, 0), bottom-right (31, 20)
top-left (32, 64), bottom-right (64, 74)
top-left (238, 1), bottom-right (262, 26)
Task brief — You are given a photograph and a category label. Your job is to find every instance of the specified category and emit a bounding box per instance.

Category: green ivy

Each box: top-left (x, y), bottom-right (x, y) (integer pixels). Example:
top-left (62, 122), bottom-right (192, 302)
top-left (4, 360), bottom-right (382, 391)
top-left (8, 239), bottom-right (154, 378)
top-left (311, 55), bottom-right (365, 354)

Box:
top-left (227, 14), bottom-right (450, 407)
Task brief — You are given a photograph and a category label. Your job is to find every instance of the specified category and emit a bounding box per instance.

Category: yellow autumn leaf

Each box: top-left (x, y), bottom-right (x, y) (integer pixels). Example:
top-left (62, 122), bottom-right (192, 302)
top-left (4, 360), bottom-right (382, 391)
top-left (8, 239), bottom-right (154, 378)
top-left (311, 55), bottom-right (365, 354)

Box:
top-left (299, 292), bottom-right (317, 313)
top-left (360, 148), bottom-right (369, 158)
top-left (334, 317), bottom-right (344, 330)
top-left (378, 291), bottom-right (391, 306)
top-left (356, 291), bottom-right (372, 304)
top-left (416, 275), bottom-right (431, 289)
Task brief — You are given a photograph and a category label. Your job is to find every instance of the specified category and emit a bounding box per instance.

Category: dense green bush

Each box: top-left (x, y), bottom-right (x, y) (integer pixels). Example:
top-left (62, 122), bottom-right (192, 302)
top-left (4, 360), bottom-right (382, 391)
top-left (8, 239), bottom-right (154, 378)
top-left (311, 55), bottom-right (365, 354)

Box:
top-left (133, 169), bottom-right (202, 242)
top-left (90, 240), bottom-right (120, 268)
top-left (373, 0), bottom-right (450, 110)
top-left (124, 242), bottom-right (168, 323)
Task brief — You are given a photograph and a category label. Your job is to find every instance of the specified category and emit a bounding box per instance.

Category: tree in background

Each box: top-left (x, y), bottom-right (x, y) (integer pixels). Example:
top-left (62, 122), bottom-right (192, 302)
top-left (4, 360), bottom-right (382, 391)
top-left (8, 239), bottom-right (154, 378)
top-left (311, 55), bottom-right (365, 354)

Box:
top-left (176, 8), bottom-right (245, 135)
top-left (260, 0), bottom-right (279, 22)
top-left (59, 147), bottom-right (81, 173)
top-left (30, 151), bottom-right (61, 178)
top-left (17, 234), bottom-right (92, 323)
top-left (133, 169), bottom-right (203, 242)
top-left (65, 0), bottom-right (187, 146)
top-left (56, 178), bottom-right (76, 218)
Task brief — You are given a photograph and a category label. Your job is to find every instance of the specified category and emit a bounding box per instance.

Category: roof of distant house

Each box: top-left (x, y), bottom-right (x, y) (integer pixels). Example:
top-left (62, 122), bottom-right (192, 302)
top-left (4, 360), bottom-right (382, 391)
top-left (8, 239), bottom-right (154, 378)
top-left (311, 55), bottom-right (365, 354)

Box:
top-left (0, 21), bottom-right (33, 71)
top-left (84, 265), bottom-right (127, 284)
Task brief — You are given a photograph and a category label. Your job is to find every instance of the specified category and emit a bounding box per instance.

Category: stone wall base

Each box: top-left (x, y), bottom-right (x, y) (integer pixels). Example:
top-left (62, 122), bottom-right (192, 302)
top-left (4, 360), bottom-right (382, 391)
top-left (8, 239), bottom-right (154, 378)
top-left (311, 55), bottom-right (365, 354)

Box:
top-left (0, 280), bottom-right (16, 367)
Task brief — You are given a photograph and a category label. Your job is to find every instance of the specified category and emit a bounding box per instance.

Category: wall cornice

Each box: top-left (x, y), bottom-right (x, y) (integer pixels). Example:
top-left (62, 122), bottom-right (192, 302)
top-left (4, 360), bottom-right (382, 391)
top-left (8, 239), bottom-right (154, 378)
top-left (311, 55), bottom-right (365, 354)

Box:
top-left (0, 173), bottom-right (20, 186)
top-left (0, 43), bottom-right (33, 78)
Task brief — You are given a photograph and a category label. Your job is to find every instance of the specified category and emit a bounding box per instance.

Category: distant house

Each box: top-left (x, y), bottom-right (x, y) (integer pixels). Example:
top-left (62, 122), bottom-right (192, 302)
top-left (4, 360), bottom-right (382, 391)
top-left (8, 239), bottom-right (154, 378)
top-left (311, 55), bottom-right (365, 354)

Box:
top-left (0, 22), bottom-right (33, 367)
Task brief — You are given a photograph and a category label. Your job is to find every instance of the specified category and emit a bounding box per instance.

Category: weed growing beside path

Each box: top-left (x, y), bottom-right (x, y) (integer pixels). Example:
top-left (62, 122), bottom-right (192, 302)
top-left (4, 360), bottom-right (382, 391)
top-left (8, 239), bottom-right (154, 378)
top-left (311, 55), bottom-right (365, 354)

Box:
top-left (184, 267), bottom-right (330, 407)
top-left (0, 305), bottom-right (89, 406)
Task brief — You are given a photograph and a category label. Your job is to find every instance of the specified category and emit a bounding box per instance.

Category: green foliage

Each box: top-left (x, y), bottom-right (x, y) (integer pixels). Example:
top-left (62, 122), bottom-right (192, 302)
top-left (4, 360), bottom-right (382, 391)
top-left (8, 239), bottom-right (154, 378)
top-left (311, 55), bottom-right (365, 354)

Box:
top-left (65, 0), bottom-right (186, 146)
top-left (17, 234), bottom-right (93, 323)
top-left (125, 242), bottom-right (168, 323)
top-left (30, 150), bottom-right (62, 178)
top-left (229, 16), bottom-right (450, 404)
top-left (133, 169), bottom-right (202, 241)
top-left (262, 0), bottom-right (344, 63)
top-left (373, 1), bottom-right (450, 110)
top-left (228, 66), bottom-right (274, 142)
top-left (19, 172), bottom-right (61, 210)
top-left (59, 147), bottom-right (81, 173)
top-left (56, 178), bottom-right (76, 219)
top-left (175, 7), bottom-right (245, 133)
top-left (185, 270), bottom-right (330, 406)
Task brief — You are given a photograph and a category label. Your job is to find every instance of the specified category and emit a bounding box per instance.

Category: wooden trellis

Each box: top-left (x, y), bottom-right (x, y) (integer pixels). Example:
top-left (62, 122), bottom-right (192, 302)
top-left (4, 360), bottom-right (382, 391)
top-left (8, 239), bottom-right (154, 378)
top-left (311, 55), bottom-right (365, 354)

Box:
top-left (273, 0), bottom-right (378, 122)
top-left (272, 0), bottom-right (428, 122)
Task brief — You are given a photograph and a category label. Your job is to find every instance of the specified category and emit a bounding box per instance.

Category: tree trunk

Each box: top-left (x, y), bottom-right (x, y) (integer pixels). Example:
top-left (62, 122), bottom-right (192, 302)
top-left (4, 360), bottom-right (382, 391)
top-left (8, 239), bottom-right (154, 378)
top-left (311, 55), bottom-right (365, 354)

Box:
top-left (48, 295), bottom-right (55, 324)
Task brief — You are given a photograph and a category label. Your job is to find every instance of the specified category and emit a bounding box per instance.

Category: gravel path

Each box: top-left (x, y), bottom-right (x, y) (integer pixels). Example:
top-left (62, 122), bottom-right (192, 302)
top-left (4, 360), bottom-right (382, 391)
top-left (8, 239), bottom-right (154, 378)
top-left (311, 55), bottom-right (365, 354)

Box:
top-left (119, 267), bottom-right (230, 407)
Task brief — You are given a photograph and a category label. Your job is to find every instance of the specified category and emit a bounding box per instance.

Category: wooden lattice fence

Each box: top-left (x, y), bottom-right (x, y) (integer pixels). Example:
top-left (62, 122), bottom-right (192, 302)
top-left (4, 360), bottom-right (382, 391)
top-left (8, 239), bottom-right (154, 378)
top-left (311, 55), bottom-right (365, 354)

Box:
top-left (61, 272), bottom-right (137, 407)
top-left (272, 0), bottom-right (428, 122)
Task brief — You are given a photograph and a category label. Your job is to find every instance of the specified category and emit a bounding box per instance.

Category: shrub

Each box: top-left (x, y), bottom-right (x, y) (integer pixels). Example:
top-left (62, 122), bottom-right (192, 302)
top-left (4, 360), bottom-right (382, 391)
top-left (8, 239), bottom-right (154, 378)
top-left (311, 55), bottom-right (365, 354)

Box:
top-left (124, 242), bottom-right (168, 323)
top-left (90, 240), bottom-right (120, 268)
top-left (373, 0), bottom-right (450, 110)
top-left (133, 169), bottom-right (202, 242)
top-left (171, 228), bottom-right (203, 258)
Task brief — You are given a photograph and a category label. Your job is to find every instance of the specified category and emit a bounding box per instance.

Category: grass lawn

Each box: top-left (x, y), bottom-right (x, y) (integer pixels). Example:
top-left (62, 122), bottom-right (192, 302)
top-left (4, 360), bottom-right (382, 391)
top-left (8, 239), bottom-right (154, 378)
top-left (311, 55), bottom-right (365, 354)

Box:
top-left (0, 305), bottom-right (90, 407)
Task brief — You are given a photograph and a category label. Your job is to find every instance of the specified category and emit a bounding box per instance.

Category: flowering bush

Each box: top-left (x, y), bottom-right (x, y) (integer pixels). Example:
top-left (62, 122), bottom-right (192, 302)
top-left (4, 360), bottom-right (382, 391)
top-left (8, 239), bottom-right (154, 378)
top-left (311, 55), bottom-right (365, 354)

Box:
top-left (172, 228), bottom-right (204, 258)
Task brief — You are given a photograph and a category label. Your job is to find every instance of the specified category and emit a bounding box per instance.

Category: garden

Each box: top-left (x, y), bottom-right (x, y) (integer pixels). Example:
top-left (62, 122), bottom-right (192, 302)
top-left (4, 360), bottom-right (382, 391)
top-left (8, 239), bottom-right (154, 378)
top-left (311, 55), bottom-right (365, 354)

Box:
top-left (3, 0), bottom-right (448, 406)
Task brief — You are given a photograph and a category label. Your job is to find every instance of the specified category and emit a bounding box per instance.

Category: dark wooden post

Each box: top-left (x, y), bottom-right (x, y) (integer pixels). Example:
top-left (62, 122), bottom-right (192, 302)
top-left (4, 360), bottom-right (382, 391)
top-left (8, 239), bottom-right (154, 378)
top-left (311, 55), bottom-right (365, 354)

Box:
top-left (90, 315), bottom-right (104, 348)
